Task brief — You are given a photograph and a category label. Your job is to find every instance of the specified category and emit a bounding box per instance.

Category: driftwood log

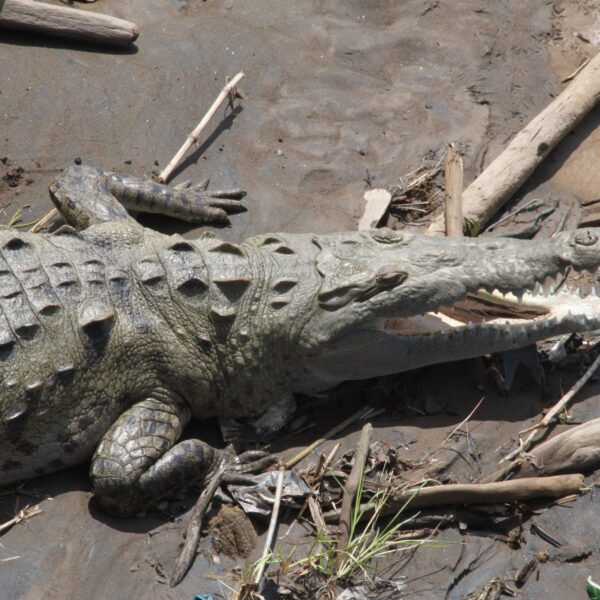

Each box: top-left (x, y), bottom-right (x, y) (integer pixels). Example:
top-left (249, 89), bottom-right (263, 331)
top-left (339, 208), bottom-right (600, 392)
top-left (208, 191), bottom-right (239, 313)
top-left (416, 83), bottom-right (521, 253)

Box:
top-left (323, 474), bottom-right (583, 523)
top-left (516, 417), bottom-right (600, 478)
top-left (427, 51), bottom-right (600, 235)
top-left (0, 0), bottom-right (139, 44)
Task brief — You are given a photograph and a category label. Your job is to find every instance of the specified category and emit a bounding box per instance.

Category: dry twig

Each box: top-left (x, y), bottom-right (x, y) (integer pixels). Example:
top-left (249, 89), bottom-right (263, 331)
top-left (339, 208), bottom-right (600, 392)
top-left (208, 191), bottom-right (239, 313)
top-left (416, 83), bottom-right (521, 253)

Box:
top-left (0, 504), bottom-right (42, 534)
top-left (442, 397), bottom-right (483, 445)
top-left (158, 72), bottom-right (245, 184)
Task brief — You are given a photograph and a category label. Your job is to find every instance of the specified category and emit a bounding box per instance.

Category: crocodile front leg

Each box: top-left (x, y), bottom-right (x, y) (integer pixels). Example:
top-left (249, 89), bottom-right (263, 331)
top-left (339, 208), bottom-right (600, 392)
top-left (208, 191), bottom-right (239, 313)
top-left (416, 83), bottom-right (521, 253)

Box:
top-left (49, 165), bottom-right (246, 230)
top-left (90, 397), bottom-right (221, 516)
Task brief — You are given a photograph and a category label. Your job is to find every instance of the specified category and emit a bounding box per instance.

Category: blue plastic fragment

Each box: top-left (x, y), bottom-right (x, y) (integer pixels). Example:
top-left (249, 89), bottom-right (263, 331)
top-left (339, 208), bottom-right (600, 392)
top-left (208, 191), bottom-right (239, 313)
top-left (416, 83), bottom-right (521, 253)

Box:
top-left (194, 595), bottom-right (214, 600)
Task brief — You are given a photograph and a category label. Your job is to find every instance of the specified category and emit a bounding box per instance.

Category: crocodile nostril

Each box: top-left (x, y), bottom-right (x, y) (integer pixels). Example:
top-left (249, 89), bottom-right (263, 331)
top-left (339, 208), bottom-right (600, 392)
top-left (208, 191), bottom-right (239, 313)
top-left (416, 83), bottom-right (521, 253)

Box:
top-left (574, 230), bottom-right (598, 246)
top-left (372, 229), bottom-right (405, 244)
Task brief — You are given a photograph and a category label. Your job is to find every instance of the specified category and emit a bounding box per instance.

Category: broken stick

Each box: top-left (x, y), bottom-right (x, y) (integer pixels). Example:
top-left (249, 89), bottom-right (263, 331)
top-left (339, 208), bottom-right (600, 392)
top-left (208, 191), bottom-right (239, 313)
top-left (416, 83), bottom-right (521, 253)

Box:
top-left (337, 423), bottom-right (372, 551)
top-left (0, 0), bottom-right (139, 44)
top-left (443, 144), bottom-right (464, 237)
top-left (427, 51), bottom-right (600, 235)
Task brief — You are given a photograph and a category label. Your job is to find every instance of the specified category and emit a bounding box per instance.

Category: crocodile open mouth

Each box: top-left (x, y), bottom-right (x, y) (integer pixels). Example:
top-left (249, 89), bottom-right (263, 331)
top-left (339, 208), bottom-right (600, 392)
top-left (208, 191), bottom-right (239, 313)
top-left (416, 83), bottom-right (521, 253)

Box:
top-left (377, 284), bottom-right (600, 338)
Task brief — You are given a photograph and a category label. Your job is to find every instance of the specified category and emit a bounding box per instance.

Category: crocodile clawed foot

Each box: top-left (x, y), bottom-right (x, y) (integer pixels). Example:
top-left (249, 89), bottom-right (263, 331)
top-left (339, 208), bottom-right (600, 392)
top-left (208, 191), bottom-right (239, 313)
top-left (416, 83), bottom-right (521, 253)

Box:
top-left (194, 186), bottom-right (247, 216)
top-left (220, 448), bottom-right (279, 485)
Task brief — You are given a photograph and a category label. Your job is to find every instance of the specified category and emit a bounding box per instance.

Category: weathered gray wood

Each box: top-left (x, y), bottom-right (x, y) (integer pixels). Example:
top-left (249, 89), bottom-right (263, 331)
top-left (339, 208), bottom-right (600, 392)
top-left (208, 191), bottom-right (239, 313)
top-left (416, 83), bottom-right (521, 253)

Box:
top-left (0, 0), bottom-right (139, 44)
top-left (518, 417), bottom-right (600, 477)
top-left (323, 474), bottom-right (584, 522)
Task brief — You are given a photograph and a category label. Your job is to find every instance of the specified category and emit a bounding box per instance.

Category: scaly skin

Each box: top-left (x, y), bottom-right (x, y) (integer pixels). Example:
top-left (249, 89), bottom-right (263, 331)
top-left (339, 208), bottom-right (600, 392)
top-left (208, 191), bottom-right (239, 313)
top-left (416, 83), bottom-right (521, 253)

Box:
top-left (1, 165), bottom-right (600, 515)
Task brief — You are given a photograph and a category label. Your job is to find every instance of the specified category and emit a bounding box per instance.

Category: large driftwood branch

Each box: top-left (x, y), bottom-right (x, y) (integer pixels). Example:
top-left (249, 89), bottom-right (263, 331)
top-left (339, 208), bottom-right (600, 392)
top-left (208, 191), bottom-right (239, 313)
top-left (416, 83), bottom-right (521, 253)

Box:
top-left (517, 417), bottom-right (600, 477)
top-left (322, 474), bottom-right (583, 523)
top-left (427, 51), bottom-right (600, 235)
top-left (500, 352), bottom-right (600, 465)
top-left (0, 0), bottom-right (139, 44)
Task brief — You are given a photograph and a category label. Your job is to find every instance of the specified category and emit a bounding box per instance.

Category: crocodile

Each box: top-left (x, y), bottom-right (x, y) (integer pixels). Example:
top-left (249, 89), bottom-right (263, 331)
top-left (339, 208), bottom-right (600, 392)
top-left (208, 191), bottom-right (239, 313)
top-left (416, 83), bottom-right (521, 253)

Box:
top-left (1, 165), bottom-right (600, 516)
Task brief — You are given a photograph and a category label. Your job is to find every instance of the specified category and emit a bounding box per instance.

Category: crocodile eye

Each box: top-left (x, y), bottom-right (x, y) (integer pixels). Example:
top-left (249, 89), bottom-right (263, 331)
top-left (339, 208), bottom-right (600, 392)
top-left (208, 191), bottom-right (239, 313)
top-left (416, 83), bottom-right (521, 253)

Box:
top-left (574, 231), bottom-right (598, 246)
top-left (376, 266), bottom-right (407, 287)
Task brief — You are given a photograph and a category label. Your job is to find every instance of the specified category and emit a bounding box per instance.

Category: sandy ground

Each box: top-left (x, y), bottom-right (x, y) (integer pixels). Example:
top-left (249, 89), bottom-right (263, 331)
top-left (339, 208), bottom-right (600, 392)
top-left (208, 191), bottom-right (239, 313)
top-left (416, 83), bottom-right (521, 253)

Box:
top-left (3, 0), bottom-right (600, 598)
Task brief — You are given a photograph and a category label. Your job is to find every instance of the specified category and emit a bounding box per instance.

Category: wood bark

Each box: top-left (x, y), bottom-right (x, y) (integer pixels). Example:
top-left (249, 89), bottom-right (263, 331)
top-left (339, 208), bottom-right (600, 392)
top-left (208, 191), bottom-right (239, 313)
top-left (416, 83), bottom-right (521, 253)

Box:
top-left (0, 0), bottom-right (139, 44)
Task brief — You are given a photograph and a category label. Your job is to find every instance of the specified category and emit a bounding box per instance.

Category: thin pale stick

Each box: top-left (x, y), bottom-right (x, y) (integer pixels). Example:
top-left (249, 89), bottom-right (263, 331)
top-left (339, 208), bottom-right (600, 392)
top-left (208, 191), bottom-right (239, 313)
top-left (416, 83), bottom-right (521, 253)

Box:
top-left (443, 397), bottom-right (483, 445)
top-left (30, 208), bottom-right (58, 233)
top-left (254, 465), bottom-right (286, 586)
top-left (158, 72), bottom-right (245, 183)
top-left (0, 504), bottom-right (42, 534)
top-left (284, 407), bottom-right (374, 468)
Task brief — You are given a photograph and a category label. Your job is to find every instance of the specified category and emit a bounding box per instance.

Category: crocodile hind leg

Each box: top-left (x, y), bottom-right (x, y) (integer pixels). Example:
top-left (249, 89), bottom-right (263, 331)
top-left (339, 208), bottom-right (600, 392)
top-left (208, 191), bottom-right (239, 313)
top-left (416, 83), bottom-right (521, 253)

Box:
top-left (90, 397), bottom-right (275, 515)
top-left (49, 165), bottom-right (246, 230)
top-left (90, 397), bottom-right (222, 516)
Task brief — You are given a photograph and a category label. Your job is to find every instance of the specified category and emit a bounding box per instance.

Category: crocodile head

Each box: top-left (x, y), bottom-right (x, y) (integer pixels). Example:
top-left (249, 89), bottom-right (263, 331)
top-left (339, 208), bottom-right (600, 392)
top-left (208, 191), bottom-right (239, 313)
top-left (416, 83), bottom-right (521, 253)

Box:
top-left (296, 227), bottom-right (600, 391)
